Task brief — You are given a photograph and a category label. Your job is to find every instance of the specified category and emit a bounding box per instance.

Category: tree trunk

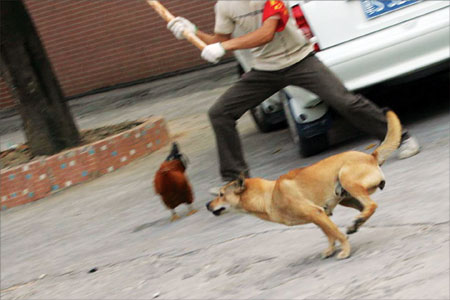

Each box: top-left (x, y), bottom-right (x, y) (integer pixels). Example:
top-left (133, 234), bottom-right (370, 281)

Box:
top-left (0, 0), bottom-right (80, 156)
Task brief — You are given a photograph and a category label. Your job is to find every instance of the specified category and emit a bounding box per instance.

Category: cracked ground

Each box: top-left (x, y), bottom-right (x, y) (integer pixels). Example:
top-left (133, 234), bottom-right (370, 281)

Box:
top-left (1, 66), bottom-right (449, 299)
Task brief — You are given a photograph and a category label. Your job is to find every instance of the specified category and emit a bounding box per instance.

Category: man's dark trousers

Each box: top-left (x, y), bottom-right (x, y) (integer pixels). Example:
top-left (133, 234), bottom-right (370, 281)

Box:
top-left (208, 54), bottom-right (388, 181)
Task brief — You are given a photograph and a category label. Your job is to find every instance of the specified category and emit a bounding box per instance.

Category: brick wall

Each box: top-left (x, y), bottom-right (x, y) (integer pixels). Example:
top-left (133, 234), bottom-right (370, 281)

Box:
top-left (1, 116), bottom-right (169, 209)
top-left (0, 76), bottom-right (16, 110)
top-left (0, 0), bottom-right (217, 110)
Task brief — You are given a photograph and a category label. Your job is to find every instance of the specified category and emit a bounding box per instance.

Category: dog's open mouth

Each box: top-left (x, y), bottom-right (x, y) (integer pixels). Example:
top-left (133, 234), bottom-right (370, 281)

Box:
top-left (212, 207), bottom-right (226, 216)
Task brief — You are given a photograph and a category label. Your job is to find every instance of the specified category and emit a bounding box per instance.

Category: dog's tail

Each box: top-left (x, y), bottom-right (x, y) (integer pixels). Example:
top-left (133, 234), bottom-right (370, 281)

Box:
top-left (372, 110), bottom-right (402, 166)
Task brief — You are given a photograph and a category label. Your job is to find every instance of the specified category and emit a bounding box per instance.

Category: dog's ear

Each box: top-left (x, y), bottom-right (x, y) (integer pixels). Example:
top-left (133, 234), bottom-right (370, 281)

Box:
top-left (234, 172), bottom-right (246, 194)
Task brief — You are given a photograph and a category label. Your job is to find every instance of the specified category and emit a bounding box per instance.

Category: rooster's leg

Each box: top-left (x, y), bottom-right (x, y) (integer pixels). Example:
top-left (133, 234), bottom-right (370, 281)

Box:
top-left (187, 204), bottom-right (198, 216)
top-left (170, 210), bottom-right (180, 222)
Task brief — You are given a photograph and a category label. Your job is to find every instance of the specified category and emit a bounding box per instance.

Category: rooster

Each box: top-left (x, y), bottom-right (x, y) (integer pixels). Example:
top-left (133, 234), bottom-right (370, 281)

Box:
top-left (153, 142), bottom-right (197, 221)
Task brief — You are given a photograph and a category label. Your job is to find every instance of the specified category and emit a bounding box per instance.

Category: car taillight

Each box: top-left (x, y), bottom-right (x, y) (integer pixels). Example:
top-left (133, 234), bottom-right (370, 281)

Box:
top-left (291, 4), bottom-right (320, 51)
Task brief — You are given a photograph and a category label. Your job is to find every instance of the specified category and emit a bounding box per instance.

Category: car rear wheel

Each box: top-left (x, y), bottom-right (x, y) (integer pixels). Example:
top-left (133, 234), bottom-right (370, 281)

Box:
top-left (298, 132), bottom-right (329, 157)
top-left (250, 106), bottom-right (274, 133)
top-left (282, 95), bottom-right (330, 156)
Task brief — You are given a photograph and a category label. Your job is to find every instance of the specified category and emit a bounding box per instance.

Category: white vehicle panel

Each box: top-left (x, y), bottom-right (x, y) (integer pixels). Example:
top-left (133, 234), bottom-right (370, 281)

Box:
top-left (296, 0), bottom-right (449, 49)
top-left (317, 7), bottom-right (450, 90)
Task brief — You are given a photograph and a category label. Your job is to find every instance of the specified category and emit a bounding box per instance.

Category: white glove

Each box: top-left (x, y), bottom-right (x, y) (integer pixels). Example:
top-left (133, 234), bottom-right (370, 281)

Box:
top-left (167, 17), bottom-right (196, 40)
top-left (201, 43), bottom-right (226, 64)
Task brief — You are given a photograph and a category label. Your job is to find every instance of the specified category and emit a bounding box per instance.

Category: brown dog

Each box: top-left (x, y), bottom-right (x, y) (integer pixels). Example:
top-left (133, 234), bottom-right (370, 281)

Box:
top-left (207, 110), bottom-right (402, 259)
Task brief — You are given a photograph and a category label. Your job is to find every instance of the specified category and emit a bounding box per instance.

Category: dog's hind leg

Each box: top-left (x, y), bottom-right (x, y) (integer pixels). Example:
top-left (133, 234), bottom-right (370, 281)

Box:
top-left (324, 181), bottom-right (354, 216)
top-left (339, 184), bottom-right (377, 234)
top-left (339, 165), bottom-right (383, 234)
top-left (339, 197), bottom-right (364, 212)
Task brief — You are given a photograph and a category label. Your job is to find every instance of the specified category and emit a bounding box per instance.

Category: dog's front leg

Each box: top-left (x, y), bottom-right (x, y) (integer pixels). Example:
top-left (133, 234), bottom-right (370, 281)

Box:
top-left (323, 197), bottom-right (341, 216)
top-left (307, 206), bottom-right (351, 259)
top-left (253, 212), bottom-right (271, 221)
top-left (321, 235), bottom-right (336, 259)
top-left (275, 180), bottom-right (351, 259)
top-left (288, 202), bottom-right (350, 259)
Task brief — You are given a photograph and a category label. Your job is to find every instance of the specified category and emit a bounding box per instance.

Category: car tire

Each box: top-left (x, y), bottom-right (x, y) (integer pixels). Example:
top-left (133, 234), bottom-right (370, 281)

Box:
top-left (298, 132), bottom-right (329, 157)
top-left (282, 94), bottom-right (330, 157)
top-left (250, 106), bottom-right (274, 133)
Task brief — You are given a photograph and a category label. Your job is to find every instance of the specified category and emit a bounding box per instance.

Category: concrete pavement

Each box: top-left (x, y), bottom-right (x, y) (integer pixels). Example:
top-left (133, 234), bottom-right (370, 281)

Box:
top-left (1, 63), bottom-right (449, 299)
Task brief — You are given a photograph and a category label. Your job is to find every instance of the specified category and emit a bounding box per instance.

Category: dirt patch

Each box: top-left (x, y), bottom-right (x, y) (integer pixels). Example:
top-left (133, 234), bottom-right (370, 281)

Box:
top-left (1, 121), bottom-right (141, 169)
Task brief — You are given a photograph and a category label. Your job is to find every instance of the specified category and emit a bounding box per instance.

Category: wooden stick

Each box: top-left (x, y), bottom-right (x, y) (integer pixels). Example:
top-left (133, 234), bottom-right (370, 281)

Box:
top-left (146, 0), bottom-right (207, 50)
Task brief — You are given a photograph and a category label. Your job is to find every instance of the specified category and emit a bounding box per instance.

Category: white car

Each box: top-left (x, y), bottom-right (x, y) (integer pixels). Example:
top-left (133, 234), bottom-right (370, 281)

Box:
top-left (235, 0), bottom-right (450, 156)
